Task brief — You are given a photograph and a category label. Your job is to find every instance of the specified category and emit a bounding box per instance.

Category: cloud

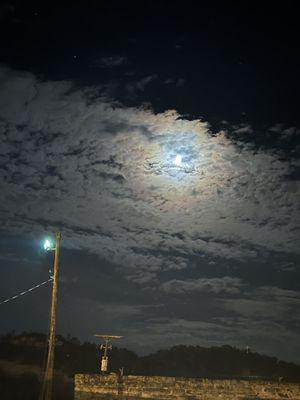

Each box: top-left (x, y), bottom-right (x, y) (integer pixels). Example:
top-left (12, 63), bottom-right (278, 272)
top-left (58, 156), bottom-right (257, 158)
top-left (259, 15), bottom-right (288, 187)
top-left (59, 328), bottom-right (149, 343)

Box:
top-left (0, 65), bottom-right (299, 286)
top-left (125, 74), bottom-right (158, 98)
top-left (95, 56), bottom-right (128, 68)
top-left (209, 285), bottom-right (300, 361)
top-left (223, 286), bottom-right (300, 320)
top-left (164, 77), bottom-right (186, 87)
top-left (0, 3), bottom-right (15, 21)
top-left (113, 317), bottom-right (235, 354)
top-left (268, 124), bottom-right (300, 140)
top-left (232, 124), bottom-right (254, 135)
top-left (161, 276), bottom-right (244, 295)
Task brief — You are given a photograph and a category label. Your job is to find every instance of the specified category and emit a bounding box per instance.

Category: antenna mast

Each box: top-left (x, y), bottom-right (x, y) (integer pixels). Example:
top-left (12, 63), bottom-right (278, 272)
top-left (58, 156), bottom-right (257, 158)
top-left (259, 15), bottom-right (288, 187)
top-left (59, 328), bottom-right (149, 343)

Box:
top-left (94, 334), bottom-right (122, 373)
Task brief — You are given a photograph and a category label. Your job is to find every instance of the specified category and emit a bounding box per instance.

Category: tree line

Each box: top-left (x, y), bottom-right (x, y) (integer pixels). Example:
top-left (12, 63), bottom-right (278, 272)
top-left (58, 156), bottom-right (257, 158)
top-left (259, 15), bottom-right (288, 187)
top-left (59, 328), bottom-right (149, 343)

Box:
top-left (1, 332), bottom-right (300, 399)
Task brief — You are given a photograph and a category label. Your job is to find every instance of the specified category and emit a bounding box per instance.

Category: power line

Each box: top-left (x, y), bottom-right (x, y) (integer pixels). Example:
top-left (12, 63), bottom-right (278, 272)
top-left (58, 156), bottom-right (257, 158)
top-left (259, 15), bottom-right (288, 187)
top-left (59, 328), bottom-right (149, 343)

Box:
top-left (0, 277), bottom-right (53, 306)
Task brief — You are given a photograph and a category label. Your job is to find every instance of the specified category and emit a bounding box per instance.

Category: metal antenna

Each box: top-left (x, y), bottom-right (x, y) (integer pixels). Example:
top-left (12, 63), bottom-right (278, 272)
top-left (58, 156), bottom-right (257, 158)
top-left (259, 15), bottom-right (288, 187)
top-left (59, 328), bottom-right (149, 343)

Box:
top-left (94, 334), bottom-right (122, 373)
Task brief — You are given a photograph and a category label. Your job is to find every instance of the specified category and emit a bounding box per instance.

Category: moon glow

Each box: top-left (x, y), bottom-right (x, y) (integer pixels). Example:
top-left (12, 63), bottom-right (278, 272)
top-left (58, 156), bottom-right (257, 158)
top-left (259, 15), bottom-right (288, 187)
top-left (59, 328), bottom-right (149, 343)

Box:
top-left (174, 154), bottom-right (182, 166)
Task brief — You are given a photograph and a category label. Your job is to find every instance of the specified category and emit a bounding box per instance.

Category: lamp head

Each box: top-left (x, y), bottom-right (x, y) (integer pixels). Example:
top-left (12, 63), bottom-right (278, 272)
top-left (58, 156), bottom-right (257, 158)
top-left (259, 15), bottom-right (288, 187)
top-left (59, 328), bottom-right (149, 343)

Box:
top-left (43, 238), bottom-right (55, 251)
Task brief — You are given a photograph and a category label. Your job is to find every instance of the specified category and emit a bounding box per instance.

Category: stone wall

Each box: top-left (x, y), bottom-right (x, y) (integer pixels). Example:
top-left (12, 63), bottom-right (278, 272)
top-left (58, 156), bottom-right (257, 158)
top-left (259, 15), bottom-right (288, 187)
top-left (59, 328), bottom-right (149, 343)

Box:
top-left (75, 373), bottom-right (300, 399)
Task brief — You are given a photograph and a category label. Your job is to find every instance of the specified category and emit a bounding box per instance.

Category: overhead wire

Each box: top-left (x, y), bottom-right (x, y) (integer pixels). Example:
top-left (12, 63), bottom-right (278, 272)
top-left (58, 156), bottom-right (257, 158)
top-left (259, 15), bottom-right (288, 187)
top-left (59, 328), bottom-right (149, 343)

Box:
top-left (0, 277), bottom-right (53, 306)
top-left (0, 274), bottom-right (55, 392)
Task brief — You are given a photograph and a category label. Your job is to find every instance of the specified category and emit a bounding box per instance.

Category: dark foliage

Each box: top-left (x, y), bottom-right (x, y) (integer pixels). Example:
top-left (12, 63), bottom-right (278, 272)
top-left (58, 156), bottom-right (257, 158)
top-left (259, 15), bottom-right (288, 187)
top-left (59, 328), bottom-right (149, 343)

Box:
top-left (0, 332), bottom-right (300, 399)
top-left (0, 368), bottom-right (72, 400)
top-left (131, 345), bottom-right (300, 381)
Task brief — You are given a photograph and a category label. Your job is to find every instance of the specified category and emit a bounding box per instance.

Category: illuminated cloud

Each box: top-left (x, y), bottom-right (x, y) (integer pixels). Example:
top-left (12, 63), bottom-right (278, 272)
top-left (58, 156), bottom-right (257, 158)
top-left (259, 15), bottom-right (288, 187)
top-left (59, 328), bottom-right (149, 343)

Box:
top-left (0, 65), bottom-right (299, 285)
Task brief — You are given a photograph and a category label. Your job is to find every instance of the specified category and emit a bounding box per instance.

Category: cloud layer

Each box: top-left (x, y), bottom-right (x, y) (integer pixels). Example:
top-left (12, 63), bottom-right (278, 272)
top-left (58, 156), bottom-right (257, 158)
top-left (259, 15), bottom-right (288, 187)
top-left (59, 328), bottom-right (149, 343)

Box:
top-left (0, 65), bottom-right (299, 360)
top-left (0, 65), bottom-right (299, 281)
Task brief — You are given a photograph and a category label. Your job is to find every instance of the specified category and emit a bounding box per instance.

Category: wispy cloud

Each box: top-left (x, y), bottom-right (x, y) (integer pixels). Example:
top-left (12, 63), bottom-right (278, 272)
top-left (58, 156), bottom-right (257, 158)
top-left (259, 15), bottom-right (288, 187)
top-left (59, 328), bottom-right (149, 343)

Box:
top-left (95, 56), bottom-right (128, 68)
top-left (161, 277), bottom-right (244, 294)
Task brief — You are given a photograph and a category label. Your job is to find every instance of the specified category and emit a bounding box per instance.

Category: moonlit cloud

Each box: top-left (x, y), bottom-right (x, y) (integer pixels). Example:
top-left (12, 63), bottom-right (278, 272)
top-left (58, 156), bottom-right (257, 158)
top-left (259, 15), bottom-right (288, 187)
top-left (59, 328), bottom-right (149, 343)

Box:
top-left (0, 65), bottom-right (299, 284)
top-left (0, 65), bottom-right (299, 360)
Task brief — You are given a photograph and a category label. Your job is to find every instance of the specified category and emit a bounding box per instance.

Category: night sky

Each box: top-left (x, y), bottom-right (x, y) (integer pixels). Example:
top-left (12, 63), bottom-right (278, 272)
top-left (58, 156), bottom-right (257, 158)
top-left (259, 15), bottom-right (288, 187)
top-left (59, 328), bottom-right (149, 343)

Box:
top-left (0, 1), bottom-right (299, 362)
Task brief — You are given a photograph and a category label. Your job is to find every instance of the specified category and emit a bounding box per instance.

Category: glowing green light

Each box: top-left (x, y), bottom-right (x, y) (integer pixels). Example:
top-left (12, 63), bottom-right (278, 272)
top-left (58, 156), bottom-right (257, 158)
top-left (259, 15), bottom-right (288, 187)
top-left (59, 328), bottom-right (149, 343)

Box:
top-left (44, 239), bottom-right (53, 251)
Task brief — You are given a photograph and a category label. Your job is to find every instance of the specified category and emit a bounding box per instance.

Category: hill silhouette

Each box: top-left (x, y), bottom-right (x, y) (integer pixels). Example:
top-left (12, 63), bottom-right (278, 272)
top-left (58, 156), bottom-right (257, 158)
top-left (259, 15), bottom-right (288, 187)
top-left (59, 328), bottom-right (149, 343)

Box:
top-left (1, 332), bottom-right (300, 399)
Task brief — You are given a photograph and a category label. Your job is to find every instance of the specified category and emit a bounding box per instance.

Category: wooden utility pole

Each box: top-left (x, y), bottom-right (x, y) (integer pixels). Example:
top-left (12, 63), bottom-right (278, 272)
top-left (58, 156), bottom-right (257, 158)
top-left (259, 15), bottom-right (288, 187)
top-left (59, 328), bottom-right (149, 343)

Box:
top-left (40, 232), bottom-right (61, 400)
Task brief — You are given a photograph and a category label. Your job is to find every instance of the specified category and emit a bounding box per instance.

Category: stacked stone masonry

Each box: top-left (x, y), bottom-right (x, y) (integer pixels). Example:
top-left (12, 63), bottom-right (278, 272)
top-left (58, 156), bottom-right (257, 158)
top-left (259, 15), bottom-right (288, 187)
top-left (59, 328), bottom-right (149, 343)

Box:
top-left (75, 374), bottom-right (300, 400)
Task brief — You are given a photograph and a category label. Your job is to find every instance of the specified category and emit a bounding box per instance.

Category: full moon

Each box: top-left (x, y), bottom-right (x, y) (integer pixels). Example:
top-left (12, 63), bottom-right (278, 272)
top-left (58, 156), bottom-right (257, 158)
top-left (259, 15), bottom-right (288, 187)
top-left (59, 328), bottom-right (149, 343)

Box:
top-left (174, 154), bottom-right (182, 166)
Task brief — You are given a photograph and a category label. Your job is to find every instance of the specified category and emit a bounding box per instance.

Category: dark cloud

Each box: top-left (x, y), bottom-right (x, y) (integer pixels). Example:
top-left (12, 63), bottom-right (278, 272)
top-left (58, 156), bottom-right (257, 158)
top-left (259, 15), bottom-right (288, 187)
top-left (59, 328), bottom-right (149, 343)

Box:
top-left (95, 56), bottom-right (128, 68)
top-left (0, 3), bottom-right (15, 21)
top-left (124, 74), bottom-right (158, 99)
top-left (161, 277), bottom-right (244, 295)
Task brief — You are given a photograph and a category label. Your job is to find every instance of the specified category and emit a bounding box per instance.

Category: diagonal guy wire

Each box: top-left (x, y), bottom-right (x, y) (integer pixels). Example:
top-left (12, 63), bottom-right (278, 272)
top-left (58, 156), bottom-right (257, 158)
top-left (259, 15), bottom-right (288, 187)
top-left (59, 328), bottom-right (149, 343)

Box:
top-left (0, 278), bottom-right (53, 306)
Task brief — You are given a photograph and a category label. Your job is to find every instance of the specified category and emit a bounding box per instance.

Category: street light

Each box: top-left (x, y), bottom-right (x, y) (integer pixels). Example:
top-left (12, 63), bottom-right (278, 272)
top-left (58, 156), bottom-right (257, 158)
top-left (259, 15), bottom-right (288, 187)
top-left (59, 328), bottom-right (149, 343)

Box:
top-left (43, 239), bottom-right (55, 251)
